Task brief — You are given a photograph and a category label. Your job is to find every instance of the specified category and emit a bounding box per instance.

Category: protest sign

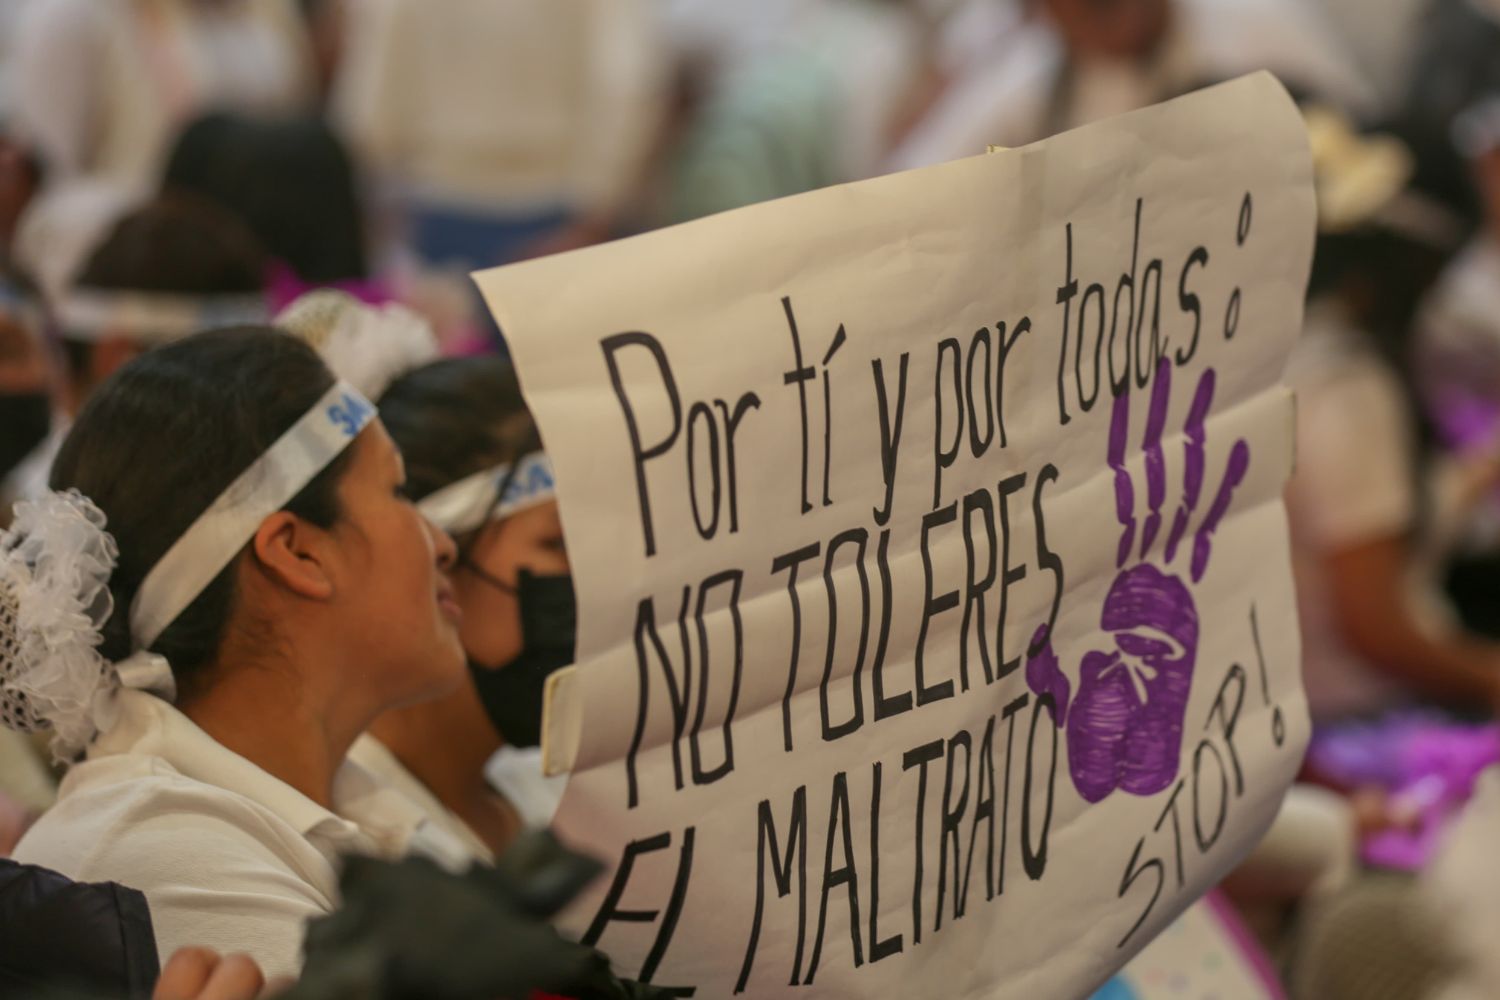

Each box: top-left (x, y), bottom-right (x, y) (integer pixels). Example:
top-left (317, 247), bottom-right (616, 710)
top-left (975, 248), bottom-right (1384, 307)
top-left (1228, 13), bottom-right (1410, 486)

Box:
top-left (475, 72), bottom-right (1315, 999)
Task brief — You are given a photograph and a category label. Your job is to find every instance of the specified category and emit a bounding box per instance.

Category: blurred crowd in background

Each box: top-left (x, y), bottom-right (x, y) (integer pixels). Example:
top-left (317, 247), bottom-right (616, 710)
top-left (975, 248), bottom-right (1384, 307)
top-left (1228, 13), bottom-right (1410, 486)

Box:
top-left (4, 1), bottom-right (1500, 998)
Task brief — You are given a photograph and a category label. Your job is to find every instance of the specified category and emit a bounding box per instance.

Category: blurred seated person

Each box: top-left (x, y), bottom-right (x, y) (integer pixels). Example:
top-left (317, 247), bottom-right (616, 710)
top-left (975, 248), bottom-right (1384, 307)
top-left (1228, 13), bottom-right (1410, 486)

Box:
top-left (1419, 94), bottom-right (1500, 465)
top-left (274, 293), bottom-right (567, 857)
top-left (333, 0), bottom-right (666, 272)
top-left (890, 0), bottom-right (1375, 169)
top-left (1287, 110), bottom-right (1500, 725)
top-left (367, 356), bottom-right (572, 853)
top-left (0, 131), bottom-right (44, 261)
top-left (280, 293), bottom-right (569, 855)
top-left (52, 194), bottom-right (267, 419)
top-left (1416, 93), bottom-right (1500, 639)
top-left (3, 194), bottom-right (267, 512)
top-left (163, 113), bottom-right (376, 312)
top-left (1399, 0), bottom-right (1500, 224)
top-left (0, 269), bottom-right (54, 517)
top-left (8, 0), bottom-right (314, 193)
top-left (5, 328), bottom-right (475, 979)
top-left (0, 276), bottom-right (55, 833)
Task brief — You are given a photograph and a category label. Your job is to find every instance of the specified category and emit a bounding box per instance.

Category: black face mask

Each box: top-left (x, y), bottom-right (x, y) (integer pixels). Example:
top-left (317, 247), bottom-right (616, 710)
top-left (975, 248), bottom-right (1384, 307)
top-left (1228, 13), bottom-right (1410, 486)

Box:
top-left (0, 393), bottom-right (49, 480)
top-left (468, 569), bottom-right (577, 748)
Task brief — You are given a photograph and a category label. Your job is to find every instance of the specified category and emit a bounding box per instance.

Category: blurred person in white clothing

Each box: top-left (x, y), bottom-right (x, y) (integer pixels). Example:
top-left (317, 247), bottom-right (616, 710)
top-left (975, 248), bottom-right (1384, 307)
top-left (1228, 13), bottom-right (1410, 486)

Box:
top-left (1288, 109), bottom-right (1500, 723)
top-left (335, 0), bottom-right (667, 273)
top-left (9, 0), bottom-right (313, 192)
top-left (890, 0), bottom-right (1375, 169)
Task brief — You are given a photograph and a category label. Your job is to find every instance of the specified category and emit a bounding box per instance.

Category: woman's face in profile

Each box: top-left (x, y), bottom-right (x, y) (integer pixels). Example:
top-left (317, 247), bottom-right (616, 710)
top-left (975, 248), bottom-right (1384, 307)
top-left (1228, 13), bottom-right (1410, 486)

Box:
top-left (325, 424), bottom-right (467, 702)
top-left (455, 500), bottom-right (569, 669)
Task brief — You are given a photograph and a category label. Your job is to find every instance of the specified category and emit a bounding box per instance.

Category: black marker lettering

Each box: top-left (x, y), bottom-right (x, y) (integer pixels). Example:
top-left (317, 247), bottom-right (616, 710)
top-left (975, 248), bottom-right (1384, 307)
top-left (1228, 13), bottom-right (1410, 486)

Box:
top-left (736, 788), bottom-right (809, 992)
top-left (805, 772), bottom-right (863, 982)
top-left (995, 472), bottom-right (1028, 680)
top-left (934, 338), bottom-right (964, 508)
top-left (689, 571), bottom-right (742, 785)
top-left (782, 297), bottom-right (816, 515)
top-left (868, 761), bottom-right (903, 963)
top-left (961, 489), bottom-right (998, 688)
top-left (963, 715), bottom-right (998, 905)
top-left (712, 393), bottom-right (762, 535)
top-left (821, 528), bottom-right (869, 742)
top-left (916, 503), bottom-right (959, 706)
top-left (903, 739), bottom-right (944, 945)
top-left (601, 332), bottom-right (683, 557)
top-left (1055, 224), bottom-right (1078, 426)
top-left (1030, 464), bottom-right (1064, 656)
top-left (772, 543), bottom-right (821, 754)
top-left (936, 730), bottom-right (973, 930)
top-left (872, 354), bottom-right (910, 527)
top-left (1175, 247), bottom-right (1209, 366)
top-left (871, 528), bottom-right (912, 721)
top-left (997, 317), bottom-right (1029, 447)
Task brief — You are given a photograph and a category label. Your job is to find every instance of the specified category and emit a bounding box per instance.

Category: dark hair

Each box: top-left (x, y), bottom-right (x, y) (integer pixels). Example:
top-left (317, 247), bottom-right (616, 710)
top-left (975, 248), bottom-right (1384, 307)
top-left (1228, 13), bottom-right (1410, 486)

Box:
top-left (163, 113), bottom-right (368, 284)
top-left (49, 327), bottom-right (351, 692)
top-left (377, 358), bottom-right (540, 509)
top-left (64, 194), bottom-right (268, 380)
top-left (75, 193), bottom-right (267, 295)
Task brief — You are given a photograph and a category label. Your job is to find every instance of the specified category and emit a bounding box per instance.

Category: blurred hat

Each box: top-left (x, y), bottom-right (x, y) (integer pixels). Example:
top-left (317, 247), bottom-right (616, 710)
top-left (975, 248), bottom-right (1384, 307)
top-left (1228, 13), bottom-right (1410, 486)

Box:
top-left (1305, 105), bottom-right (1462, 247)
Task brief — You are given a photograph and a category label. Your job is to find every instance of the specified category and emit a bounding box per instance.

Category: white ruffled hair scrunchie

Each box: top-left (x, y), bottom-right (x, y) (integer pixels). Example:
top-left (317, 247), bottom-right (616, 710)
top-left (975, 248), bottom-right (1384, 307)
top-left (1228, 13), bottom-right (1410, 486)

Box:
top-left (276, 289), bottom-right (439, 400)
top-left (0, 490), bottom-right (169, 761)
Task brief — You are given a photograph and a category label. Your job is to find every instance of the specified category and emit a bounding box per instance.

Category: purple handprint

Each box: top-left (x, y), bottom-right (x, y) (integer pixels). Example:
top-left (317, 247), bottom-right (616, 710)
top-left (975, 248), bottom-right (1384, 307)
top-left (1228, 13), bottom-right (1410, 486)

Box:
top-left (1028, 357), bottom-right (1249, 804)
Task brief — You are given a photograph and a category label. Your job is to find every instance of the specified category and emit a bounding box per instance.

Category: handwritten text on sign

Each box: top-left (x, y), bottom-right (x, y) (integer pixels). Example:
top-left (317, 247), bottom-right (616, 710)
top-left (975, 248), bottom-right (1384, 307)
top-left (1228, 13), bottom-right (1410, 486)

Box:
top-left (476, 73), bottom-right (1315, 1000)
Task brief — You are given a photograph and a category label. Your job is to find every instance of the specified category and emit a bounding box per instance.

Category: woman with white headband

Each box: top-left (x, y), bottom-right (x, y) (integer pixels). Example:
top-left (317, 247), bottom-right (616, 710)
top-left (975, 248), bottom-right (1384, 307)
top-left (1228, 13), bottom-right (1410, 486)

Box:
top-left (349, 356), bottom-right (572, 860)
top-left (0, 326), bottom-right (473, 980)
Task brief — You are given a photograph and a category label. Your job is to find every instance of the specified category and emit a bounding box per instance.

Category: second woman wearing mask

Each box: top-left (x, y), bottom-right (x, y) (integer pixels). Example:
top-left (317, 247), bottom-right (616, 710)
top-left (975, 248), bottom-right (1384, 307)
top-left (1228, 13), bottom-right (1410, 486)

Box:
top-left (349, 356), bottom-right (573, 860)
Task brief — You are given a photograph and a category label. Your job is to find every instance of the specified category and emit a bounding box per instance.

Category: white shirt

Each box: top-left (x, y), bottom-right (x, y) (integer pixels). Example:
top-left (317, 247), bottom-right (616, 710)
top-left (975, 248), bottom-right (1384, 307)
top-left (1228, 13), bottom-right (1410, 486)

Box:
top-left (1283, 302), bottom-right (1417, 719)
top-left (346, 733), bottom-right (494, 865)
top-left (485, 744), bottom-right (566, 831)
top-left (10, 0), bottom-right (312, 190)
top-left (890, 0), bottom-right (1375, 170)
top-left (12, 689), bottom-right (479, 982)
top-left (348, 736), bottom-right (566, 862)
top-left (334, 0), bottom-right (665, 216)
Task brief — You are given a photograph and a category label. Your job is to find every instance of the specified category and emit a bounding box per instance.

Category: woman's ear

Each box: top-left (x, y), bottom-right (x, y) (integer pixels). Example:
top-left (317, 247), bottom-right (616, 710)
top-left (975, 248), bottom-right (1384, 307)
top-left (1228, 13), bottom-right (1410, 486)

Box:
top-left (251, 511), bottom-right (335, 600)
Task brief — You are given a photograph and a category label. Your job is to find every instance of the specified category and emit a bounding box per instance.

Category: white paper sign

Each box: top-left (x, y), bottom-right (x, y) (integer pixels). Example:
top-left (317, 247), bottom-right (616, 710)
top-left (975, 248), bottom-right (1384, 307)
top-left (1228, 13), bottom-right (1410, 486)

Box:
top-left (475, 73), bottom-right (1314, 1000)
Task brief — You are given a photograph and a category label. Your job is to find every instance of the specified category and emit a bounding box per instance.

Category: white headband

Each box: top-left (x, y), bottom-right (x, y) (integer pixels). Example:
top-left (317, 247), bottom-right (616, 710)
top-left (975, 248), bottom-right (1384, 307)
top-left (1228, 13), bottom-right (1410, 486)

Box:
top-left (56, 289), bottom-right (267, 344)
top-left (417, 452), bottom-right (556, 535)
top-left (129, 380), bottom-right (377, 650)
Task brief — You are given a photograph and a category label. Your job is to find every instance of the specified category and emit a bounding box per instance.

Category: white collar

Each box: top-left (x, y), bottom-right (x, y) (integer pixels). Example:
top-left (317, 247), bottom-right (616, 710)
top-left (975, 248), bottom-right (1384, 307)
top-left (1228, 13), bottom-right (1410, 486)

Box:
top-left (89, 689), bottom-right (429, 851)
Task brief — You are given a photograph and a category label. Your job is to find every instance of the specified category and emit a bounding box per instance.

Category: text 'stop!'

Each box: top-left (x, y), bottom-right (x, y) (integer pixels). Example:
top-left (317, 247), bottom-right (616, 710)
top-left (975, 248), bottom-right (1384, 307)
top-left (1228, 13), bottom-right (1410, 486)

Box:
top-left (475, 72), bottom-right (1314, 1000)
